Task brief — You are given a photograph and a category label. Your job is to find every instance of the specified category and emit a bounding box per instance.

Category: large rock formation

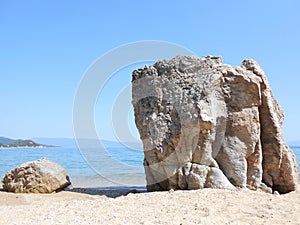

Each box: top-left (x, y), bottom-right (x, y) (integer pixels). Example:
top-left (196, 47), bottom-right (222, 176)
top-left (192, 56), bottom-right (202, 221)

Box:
top-left (2, 158), bottom-right (71, 193)
top-left (132, 55), bottom-right (299, 194)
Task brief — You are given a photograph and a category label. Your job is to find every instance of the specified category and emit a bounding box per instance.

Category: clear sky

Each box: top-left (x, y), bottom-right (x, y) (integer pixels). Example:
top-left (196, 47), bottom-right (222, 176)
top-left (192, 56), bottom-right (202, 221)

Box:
top-left (1, 0), bottom-right (300, 142)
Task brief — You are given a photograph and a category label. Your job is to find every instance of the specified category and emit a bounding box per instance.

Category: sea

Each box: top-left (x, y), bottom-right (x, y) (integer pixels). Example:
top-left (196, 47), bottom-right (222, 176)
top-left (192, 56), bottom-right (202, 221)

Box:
top-left (0, 146), bottom-right (299, 188)
top-left (0, 146), bottom-right (146, 188)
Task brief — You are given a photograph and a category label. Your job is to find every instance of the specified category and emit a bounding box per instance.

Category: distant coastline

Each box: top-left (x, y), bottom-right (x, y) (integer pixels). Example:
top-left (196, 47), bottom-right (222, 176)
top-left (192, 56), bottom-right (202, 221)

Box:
top-left (0, 145), bottom-right (54, 149)
top-left (0, 137), bottom-right (55, 149)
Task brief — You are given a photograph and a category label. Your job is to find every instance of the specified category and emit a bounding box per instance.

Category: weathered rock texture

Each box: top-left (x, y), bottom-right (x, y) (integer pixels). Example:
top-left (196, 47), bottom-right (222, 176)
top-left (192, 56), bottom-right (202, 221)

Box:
top-left (132, 55), bottom-right (299, 194)
top-left (2, 158), bottom-right (70, 193)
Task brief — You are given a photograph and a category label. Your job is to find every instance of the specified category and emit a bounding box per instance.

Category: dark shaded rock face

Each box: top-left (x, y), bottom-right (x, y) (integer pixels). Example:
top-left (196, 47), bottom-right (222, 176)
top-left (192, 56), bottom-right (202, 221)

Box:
top-left (2, 158), bottom-right (71, 193)
top-left (132, 56), bottom-right (298, 194)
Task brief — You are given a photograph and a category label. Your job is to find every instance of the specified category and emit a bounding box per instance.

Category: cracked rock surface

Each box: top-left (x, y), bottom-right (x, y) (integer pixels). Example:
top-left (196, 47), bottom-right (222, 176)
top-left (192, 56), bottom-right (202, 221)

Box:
top-left (132, 55), bottom-right (298, 194)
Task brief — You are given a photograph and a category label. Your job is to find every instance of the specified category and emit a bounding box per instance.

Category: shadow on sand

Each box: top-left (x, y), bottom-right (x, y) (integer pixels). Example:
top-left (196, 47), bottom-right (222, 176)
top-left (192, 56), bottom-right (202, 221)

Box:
top-left (65, 186), bottom-right (147, 198)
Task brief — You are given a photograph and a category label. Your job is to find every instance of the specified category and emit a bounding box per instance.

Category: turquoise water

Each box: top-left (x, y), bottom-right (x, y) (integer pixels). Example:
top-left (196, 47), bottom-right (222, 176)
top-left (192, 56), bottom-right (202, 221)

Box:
top-left (1, 146), bottom-right (299, 188)
top-left (0, 147), bottom-right (146, 187)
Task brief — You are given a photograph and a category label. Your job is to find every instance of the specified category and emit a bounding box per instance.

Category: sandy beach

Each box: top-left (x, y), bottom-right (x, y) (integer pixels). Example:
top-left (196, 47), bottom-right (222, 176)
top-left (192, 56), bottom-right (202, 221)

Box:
top-left (0, 186), bottom-right (299, 225)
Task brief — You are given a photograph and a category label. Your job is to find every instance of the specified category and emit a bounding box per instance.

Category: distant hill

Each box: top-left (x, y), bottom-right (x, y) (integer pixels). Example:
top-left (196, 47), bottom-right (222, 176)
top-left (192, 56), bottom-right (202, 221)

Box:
top-left (0, 137), bottom-right (52, 148)
top-left (32, 137), bottom-right (142, 149)
top-left (0, 137), bottom-right (20, 145)
top-left (32, 137), bottom-right (76, 148)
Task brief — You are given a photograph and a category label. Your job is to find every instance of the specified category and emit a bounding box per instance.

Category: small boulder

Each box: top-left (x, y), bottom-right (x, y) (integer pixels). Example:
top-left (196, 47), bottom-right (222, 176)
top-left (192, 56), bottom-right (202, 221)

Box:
top-left (2, 158), bottom-right (71, 193)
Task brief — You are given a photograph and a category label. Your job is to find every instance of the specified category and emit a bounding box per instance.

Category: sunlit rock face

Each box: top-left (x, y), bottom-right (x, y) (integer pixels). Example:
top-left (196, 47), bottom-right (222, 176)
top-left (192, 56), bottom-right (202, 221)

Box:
top-left (132, 55), bottom-right (298, 194)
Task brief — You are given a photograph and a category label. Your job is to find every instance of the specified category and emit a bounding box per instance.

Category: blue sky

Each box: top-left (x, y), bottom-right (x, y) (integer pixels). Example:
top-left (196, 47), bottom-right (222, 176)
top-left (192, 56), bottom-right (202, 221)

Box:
top-left (0, 1), bottom-right (300, 142)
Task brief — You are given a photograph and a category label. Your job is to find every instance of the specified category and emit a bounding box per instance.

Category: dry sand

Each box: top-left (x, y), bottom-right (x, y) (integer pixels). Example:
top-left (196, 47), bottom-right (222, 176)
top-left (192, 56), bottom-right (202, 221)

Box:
top-left (0, 186), bottom-right (299, 225)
